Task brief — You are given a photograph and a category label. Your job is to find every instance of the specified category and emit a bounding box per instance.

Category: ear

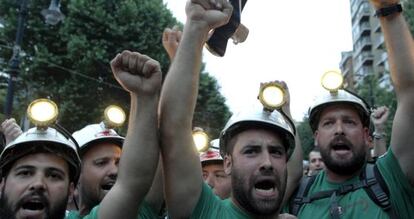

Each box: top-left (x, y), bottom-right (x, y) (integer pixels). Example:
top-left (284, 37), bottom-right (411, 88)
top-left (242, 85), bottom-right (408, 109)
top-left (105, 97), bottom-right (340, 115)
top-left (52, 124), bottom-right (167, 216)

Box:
top-left (68, 182), bottom-right (75, 198)
top-left (313, 130), bottom-right (319, 147)
top-left (223, 154), bottom-right (232, 175)
top-left (363, 127), bottom-right (371, 149)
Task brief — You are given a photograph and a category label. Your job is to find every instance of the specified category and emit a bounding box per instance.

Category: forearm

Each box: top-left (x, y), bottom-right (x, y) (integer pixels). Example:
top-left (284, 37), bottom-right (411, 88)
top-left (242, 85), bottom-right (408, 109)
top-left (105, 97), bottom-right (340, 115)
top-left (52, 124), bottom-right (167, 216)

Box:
top-left (283, 132), bottom-right (303, 205)
top-left (159, 21), bottom-right (209, 218)
top-left (378, 11), bottom-right (414, 91)
top-left (99, 94), bottom-right (160, 219)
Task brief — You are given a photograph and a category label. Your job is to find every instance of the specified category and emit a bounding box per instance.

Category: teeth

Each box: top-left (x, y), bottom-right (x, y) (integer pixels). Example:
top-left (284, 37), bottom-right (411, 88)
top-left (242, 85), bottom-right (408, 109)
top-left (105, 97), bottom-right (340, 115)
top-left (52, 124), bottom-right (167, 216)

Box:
top-left (255, 187), bottom-right (275, 193)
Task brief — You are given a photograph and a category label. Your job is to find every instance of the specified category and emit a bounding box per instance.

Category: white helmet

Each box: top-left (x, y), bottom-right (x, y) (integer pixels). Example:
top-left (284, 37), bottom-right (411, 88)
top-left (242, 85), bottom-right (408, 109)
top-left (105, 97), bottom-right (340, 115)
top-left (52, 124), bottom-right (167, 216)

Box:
top-left (0, 127), bottom-right (81, 183)
top-left (72, 122), bottom-right (124, 156)
top-left (308, 89), bottom-right (370, 132)
top-left (219, 102), bottom-right (295, 159)
top-left (200, 139), bottom-right (223, 165)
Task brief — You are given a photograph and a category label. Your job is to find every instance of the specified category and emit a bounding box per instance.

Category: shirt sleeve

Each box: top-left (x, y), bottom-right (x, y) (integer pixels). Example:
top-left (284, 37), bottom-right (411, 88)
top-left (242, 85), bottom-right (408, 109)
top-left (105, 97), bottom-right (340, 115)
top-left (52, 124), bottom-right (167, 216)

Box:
top-left (190, 182), bottom-right (223, 218)
top-left (376, 148), bottom-right (414, 217)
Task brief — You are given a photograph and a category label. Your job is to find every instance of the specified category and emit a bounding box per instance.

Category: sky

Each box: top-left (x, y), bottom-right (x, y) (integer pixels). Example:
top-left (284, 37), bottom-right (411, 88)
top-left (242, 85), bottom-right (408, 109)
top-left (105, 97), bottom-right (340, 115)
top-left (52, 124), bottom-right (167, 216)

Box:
top-left (162, 0), bottom-right (354, 121)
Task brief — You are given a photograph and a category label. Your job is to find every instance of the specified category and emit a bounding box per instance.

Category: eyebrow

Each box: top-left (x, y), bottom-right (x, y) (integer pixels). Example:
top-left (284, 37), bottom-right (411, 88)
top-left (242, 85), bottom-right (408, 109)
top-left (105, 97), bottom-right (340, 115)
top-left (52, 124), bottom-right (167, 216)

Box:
top-left (13, 165), bottom-right (66, 176)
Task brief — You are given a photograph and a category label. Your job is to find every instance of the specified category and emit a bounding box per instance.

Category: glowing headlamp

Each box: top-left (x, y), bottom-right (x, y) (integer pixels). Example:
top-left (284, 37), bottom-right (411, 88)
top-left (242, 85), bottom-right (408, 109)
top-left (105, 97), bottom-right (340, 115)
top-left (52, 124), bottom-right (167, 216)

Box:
top-left (258, 82), bottom-right (286, 111)
top-left (193, 127), bottom-right (209, 152)
top-left (321, 70), bottom-right (344, 93)
top-left (103, 105), bottom-right (126, 129)
top-left (27, 99), bottom-right (58, 129)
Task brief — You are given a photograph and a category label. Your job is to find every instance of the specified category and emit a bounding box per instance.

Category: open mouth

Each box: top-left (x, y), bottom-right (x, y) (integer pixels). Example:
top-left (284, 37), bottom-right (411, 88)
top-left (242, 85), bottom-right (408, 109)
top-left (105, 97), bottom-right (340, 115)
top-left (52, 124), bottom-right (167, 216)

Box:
top-left (254, 180), bottom-right (276, 196)
top-left (101, 182), bottom-right (115, 191)
top-left (332, 144), bottom-right (350, 151)
top-left (21, 200), bottom-right (45, 211)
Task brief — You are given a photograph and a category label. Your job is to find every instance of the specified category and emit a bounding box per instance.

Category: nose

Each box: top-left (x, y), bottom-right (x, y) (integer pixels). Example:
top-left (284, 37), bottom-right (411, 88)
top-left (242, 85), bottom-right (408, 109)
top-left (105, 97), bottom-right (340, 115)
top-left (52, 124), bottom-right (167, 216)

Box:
top-left (259, 151), bottom-right (273, 172)
top-left (334, 121), bottom-right (345, 136)
top-left (29, 174), bottom-right (46, 192)
top-left (108, 161), bottom-right (119, 180)
top-left (205, 174), bottom-right (215, 188)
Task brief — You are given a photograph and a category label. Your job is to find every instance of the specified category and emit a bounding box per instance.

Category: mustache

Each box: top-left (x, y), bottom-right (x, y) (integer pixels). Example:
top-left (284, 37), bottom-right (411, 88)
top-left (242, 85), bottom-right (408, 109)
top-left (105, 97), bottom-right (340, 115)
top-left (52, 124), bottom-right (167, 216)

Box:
top-left (329, 135), bottom-right (353, 147)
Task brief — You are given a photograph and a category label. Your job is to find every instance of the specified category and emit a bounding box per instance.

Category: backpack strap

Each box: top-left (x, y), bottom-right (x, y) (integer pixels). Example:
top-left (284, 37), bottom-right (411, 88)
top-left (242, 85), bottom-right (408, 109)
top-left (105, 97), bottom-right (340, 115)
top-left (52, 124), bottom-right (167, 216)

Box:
top-left (362, 164), bottom-right (399, 219)
top-left (290, 174), bottom-right (317, 215)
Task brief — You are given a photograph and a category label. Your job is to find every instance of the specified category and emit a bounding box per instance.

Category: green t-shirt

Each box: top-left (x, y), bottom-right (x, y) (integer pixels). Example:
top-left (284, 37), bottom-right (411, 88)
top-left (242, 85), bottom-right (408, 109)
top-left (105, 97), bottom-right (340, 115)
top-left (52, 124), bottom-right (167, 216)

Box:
top-left (65, 200), bottom-right (158, 219)
top-left (293, 149), bottom-right (414, 219)
top-left (190, 182), bottom-right (251, 218)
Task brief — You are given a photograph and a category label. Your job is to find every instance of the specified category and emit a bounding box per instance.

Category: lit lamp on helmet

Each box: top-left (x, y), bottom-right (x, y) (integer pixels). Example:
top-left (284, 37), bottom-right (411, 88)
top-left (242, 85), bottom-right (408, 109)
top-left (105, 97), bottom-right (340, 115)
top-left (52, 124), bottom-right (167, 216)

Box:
top-left (193, 127), bottom-right (209, 152)
top-left (219, 81), bottom-right (296, 160)
top-left (103, 105), bottom-right (126, 129)
top-left (27, 98), bottom-right (59, 129)
top-left (320, 69), bottom-right (344, 94)
top-left (308, 70), bottom-right (371, 132)
top-left (0, 98), bottom-right (81, 183)
top-left (72, 105), bottom-right (126, 155)
top-left (258, 82), bottom-right (286, 112)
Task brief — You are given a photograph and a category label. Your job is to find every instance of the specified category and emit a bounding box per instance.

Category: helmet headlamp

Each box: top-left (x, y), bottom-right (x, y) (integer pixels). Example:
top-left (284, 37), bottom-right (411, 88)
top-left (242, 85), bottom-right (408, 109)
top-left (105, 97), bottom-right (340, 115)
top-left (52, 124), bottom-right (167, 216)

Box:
top-left (258, 82), bottom-right (286, 111)
top-left (104, 105), bottom-right (126, 129)
top-left (27, 99), bottom-right (58, 129)
top-left (321, 70), bottom-right (344, 93)
top-left (193, 127), bottom-right (209, 152)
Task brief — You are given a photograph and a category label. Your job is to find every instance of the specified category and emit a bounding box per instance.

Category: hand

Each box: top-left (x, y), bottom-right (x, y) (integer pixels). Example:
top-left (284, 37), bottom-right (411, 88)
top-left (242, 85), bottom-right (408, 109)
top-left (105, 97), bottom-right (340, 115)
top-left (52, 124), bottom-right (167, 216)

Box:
top-left (185, 0), bottom-right (233, 31)
top-left (369, 0), bottom-right (400, 9)
top-left (162, 26), bottom-right (182, 61)
top-left (1, 118), bottom-right (22, 145)
top-left (371, 106), bottom-right (389, 131)
top-left (111, 50), bottom-right (162, 96)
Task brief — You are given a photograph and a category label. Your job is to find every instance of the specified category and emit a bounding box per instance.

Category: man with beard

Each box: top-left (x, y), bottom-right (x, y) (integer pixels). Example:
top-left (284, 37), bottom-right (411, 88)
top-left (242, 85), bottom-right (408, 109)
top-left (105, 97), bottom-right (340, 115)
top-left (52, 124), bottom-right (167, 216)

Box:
top-left (0, 121), bottom-right (82, 219)
top-left (66, 50), bottom-right (163, 219)
top-left (288, 0), bottom-right (414, 218)
top-left (159, 0), bottom-right (297, 218)
top-left (72, 120), bottom-right (124, 216)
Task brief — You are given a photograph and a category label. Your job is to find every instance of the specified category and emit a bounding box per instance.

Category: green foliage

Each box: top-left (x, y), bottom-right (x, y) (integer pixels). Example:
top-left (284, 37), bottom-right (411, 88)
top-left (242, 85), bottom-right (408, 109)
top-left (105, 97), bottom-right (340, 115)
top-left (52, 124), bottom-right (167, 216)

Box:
top-left (0, 0), bottom-right (231, 135)
top-left (194, 70), bottom-right (231, 139)
top-left (403, 0), bottom-right (414, 35)
top-left (296, 117), bottom-right (314, 160)
top-left (355, 74), bottom-right (396, 145)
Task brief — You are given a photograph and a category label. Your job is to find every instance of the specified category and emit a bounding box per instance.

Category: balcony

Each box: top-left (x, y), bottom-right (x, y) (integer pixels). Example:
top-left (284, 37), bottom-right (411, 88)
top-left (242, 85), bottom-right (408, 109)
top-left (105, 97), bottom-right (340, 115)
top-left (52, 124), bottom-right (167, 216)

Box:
top-left (373, 34), bottom-right (384, 49)
top-left (376, 52), bottom-right (388, 66)
top-left (354, 36), bottom-right (372, 55)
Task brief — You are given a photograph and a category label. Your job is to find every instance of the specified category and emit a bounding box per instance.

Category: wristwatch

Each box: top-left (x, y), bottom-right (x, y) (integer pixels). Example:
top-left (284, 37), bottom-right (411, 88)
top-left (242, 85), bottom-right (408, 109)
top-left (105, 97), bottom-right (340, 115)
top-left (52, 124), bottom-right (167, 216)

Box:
top-left (375, 4), bottom-right (403, 17)
top-left (373, 131), bottom-right (386, 140)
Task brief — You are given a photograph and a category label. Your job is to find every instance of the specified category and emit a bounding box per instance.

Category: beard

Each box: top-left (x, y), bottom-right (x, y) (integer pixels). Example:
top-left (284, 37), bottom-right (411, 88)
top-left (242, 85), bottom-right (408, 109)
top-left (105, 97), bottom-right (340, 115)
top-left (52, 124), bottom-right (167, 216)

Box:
top-left (79, 183), bottom-right (102, 212)
top-left (231, 166), bottom-right (286, 216)
top-left (320, 135), bottom-right (366, 175)
top-left (0, 186), bottom-right (68, 219)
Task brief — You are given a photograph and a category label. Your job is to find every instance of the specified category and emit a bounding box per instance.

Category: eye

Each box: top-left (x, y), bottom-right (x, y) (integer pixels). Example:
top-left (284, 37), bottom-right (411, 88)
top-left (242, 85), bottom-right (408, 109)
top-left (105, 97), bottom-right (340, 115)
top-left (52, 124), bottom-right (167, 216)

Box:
top-left (322, 120), bottom-right (334, 127)
top-left (94, 159), bottom-right (108, 167)
top-left (244, 147), bottom-right (259, 155)
top-left (47, 171), bottom-right (64, 181)
top-left (16, 170), bottom-right (32, 177)
top-left (269, 147), bottom-right (284, 157)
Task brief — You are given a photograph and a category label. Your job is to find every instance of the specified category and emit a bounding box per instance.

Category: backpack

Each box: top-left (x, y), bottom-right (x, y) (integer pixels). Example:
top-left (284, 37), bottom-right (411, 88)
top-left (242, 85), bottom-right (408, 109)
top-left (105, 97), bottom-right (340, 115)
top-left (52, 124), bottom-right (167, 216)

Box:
top-left (289, 163), bottom-right (398, 219)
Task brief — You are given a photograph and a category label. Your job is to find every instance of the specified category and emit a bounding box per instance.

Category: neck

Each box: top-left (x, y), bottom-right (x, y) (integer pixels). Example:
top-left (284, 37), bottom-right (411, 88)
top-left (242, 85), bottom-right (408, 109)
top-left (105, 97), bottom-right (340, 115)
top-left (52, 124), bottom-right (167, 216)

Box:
top-left (325, 168), bottom-right (360, 183)
top-left (231, 197), bottom-right (282, 219)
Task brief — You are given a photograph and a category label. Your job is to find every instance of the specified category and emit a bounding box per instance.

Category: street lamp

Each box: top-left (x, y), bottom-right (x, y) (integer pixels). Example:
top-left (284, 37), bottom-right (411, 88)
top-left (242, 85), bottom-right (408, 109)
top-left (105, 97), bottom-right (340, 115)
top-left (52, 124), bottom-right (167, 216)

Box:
top-left (4, 0), bottom-right (65, 118)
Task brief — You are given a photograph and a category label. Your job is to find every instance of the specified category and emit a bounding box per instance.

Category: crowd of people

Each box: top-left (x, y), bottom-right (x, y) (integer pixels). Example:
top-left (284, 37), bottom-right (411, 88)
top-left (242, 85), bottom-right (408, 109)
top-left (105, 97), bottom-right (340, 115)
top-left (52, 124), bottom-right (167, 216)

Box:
top-left (0, 0), bottom-right (413, 218)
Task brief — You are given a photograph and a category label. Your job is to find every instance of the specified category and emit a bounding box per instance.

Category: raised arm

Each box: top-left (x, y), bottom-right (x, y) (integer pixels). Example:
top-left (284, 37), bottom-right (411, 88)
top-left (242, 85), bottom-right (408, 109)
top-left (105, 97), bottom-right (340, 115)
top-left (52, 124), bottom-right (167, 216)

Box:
top-left (162, 26), bottom-right (182, 61)
top-left (159, 0), bottom-right (232, 217)
top-left (99, 50), bottom-right (162, 218)
top-left (370, 0), bottom-right (414, 184)
top-left (1, 118), bottom-right (23, 145)
top-left (277, 81), bottom-right (303, 205)
top-left (370, 106), bottom-right (389, 158)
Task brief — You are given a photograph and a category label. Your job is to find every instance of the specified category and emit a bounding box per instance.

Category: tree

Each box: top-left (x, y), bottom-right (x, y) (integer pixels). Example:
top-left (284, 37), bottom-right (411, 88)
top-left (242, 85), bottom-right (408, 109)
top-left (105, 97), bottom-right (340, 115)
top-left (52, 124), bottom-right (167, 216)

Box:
top-left (0, 0), bottom-right (231, 136)
top-left (193, 68), bottom-right (231, 139)
top-left (355, 73), bottom-right (396, 145)
top-left (403, 0), bottom-right (414, 35)
top-left (296, 117), bottom-right (314, 160)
